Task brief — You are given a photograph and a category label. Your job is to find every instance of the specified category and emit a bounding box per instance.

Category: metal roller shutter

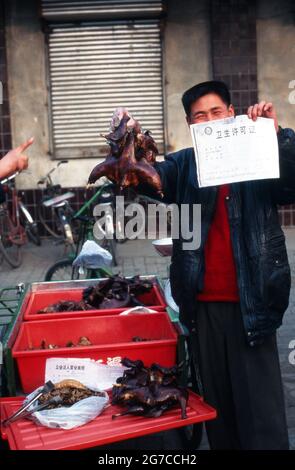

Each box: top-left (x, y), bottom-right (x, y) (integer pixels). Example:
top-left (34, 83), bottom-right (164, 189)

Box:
top-left (47, 20), bottom-right (165, 158)
top-left (41, 0), bottom-right (164, 20)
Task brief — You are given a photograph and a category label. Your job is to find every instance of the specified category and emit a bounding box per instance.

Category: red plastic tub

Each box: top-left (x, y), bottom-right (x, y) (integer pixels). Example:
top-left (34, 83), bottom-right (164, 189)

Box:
top-left (23, 284), bottom-right (166, 321)
top-left (12, 312), bottom-right (177, 393)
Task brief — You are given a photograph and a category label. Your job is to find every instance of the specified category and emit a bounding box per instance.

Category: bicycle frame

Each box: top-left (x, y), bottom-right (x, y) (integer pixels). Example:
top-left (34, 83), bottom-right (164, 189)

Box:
top-left (44, 183), bottom-right (118, 281)
top-left (37, 161), bottom-right (77, 243)
top-left (1, 181), bottom-right (26, 247)
top-left (71, 183), bottom-right (115, 277)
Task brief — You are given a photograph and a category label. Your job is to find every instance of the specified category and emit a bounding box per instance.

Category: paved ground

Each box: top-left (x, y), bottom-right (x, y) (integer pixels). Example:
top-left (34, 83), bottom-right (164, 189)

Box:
top-left (1, 230), bottom-right (295, 450)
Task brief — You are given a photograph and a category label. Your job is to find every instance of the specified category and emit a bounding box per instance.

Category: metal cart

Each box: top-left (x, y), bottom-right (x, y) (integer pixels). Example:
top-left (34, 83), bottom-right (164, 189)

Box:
top-left (0, 277), bottom-right (213, 450)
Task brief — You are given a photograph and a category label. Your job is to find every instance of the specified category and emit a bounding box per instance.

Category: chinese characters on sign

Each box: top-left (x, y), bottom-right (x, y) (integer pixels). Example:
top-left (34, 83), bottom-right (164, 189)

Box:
top-left (45, 357), bottom-right (125, 391)
top-left (190, 115), bottom-right (279, 188)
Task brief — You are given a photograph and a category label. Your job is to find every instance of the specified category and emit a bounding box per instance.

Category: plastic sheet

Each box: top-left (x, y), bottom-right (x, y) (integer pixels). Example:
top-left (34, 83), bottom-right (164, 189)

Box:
top-left (24, 385), bottom-right (109, 430)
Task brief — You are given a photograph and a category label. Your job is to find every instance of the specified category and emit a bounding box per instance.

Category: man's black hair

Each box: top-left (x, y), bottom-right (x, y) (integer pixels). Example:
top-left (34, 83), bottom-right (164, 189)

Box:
top-left (182, 80), bottom-right (231, 116)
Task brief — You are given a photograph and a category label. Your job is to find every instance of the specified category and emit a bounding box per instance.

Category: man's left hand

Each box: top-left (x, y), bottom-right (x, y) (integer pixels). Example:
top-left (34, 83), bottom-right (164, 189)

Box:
top-left (247, 101), bottom-right (279, 133)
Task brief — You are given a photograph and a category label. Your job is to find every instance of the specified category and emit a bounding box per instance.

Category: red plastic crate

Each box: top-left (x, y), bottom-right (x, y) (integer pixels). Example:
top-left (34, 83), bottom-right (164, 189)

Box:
top-left (12, 312), bottom-right (177, 393)
top-left (23, 284), bottom-right (166, 321)
top-left (0, 392), bottom-right (216, 450)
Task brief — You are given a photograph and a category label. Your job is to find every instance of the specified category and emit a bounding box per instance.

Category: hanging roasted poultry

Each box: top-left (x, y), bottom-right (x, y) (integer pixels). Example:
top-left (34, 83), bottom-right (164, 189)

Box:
top-left (88, 108), bottom-right (163, 196)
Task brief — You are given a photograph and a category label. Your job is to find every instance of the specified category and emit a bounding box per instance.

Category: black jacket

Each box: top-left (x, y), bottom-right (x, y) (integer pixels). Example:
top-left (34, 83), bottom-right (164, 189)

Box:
top-left (153, 127), bottom-right (295, 345)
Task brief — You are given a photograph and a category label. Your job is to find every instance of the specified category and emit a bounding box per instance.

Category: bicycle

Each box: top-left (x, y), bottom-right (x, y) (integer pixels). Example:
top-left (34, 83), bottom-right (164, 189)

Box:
top-left (44, 182), bottom-right (119, 281)
top-left (0, 173), bottom-right (41, 268)
top-left (44, 181), bottom-right (174, 281)
top-left (37, 161), bottom-right (77, 251)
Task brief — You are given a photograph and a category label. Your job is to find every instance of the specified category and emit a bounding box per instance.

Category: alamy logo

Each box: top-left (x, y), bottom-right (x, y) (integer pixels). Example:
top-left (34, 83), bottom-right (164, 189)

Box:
top-left (93, 196), bottom-right (202, 251)
top-left (288, 80), bottom-right (295, 105)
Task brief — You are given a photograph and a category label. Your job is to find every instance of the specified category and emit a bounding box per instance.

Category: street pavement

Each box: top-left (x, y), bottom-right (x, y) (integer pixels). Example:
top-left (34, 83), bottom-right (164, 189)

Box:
top-left (0, 230), bottom-right (295, 450)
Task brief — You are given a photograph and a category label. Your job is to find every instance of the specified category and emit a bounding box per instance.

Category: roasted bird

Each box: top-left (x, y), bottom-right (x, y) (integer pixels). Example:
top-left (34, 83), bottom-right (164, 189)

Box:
top-left (38, 300), bottom-right (93, 314)
top-left (38, 379), bottom-right (104, 408)
top-left (37, 336), bottom-right (92, 350)
top-left (88, 109), bottom-right (163, 196)
top-left (37, 276), bottom-right (153, 314)
top-left (82, 275), bottom-right (153, 310)
top-left (112, 358), bottom-right (188, 419)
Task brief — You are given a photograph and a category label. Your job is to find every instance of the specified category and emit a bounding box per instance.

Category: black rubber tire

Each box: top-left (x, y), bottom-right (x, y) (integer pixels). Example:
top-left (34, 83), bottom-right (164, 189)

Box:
top-left (37, 203), bottom-right (63, 239)
top-left (179, 353), bottom-right (203, 449)
top-left (19, 201), bottom-right (42, 246)
top-left (44, 258), bottom-right (87, 282)
top-left (0, 238), bottom-right (22, 268)
top-left (26, 222), bottom-right (41, 246)
top-left (115, 237), bottom-right (128, 244)
top-left (179, 423), bottom-right (203, 450)
top-left (95, 237), bottom-right (118, 267)
top-left (106, 238), bottom-right (118, 266)
top-left (0, 209), bottom-right (22, 268)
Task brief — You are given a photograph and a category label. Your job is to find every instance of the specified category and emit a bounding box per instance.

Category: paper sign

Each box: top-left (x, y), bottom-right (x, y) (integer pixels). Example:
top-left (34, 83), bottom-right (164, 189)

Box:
top-left (45, 357), bottom-right (126, 391)
top-left (190, 115), bottom-right (280, 187)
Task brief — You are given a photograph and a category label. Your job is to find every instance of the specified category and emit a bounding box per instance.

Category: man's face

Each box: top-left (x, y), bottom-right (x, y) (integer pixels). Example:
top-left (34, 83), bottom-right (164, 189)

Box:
top-left (187, 92), bottom-right (234, 125)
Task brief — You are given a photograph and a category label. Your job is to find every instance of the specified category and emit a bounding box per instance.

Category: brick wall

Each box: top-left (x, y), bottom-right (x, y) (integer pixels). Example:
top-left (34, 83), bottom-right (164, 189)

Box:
top-left (0, 0), bottom-right (12, 156)
top-left (210, 0), bottom-right (293, 227)
top-left (278, 205), bottom-right (295, 227)
top-left (210, 0), bottom-right (258, 114)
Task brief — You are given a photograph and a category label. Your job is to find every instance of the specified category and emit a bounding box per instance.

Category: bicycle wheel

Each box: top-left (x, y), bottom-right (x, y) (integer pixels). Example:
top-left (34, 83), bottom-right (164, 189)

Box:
top-left (19, 201), bottom-right (41, 246)
top-left (180, 423), bottom-right (203, 450)
top-left (44, 259), bottom-right (87, 282)
top-left (106, 238), bottom-right (119, 266)
top-left (0, 208), bottom-right (22, 268)
top-left (37, 203), bottom-right (63, 239)
top-left (94, 236), bottom-right (118, 267)
top-left (26, 222), bottom-right (42, 246)
top-left (180, 358), bottom-right (203, 449)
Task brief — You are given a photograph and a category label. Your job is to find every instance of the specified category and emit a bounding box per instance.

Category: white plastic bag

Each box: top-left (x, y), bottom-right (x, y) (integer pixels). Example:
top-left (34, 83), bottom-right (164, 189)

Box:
top-left (24, 386), bottom-right (109, 430)
top-left (119, 306), bottom-right (157, 315)
top-left (72, 240), bottom-right (112, 270)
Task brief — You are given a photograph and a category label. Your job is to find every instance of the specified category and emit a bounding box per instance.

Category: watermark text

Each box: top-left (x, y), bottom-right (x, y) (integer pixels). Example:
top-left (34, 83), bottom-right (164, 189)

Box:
top-left (93, 196), bottom-right (201, 251)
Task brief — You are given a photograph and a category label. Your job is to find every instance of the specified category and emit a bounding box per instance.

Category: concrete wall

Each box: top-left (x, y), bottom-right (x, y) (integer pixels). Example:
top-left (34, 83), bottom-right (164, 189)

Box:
top-left (5, 0), bottom-right (211, 189)
top-left (5, 0), bottom-right (98, 189)
top-left (163, 0), bottom-right (212, 152)
top-left (257, 0), bottom-right (295, 129)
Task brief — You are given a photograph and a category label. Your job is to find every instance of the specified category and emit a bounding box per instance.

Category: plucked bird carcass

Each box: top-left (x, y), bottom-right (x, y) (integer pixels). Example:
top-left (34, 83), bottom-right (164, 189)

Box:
top-left (88, 109), bottom-right (163, 196)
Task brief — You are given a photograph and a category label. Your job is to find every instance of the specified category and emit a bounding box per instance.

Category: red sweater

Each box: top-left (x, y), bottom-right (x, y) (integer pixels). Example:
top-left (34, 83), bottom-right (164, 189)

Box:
top-left (197, 184), bottom-right (239, 302)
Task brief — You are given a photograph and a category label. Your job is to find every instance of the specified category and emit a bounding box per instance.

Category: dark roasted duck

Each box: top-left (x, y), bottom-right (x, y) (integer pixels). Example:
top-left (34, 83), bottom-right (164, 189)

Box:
top-left (88, 109), bottom-right (163, 196)
top-left (38, 300), bottom-right (93, 314)
top-left (37, 276), bottom-right (153, 314)
top-left (82, 275), bottom-right (153, 310)
top-left (112, 358), bottom-right (188, 419)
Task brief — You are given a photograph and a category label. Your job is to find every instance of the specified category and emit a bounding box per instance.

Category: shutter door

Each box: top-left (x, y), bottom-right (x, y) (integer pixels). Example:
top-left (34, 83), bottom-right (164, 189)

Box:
top-left (41, 0), bottom-right (164, 21)
top-left (47, 20), bottom-right (165, 158)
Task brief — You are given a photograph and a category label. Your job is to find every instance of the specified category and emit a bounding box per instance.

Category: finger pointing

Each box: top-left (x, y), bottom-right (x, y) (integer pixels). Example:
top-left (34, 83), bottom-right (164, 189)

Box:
top-left (17, 137), bottom-right (34, 153)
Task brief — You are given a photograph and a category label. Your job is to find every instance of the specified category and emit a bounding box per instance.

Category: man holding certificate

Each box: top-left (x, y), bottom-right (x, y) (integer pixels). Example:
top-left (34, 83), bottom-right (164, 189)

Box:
top-left (157, 81), bottom-right (294, 449)
top-left (104, 81), bottom-right (295, 449)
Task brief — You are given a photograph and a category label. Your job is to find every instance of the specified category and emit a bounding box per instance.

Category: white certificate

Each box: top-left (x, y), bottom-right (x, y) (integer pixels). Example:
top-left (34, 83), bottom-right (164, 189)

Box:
top-left (190, 115), bottom-right (280, 188)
